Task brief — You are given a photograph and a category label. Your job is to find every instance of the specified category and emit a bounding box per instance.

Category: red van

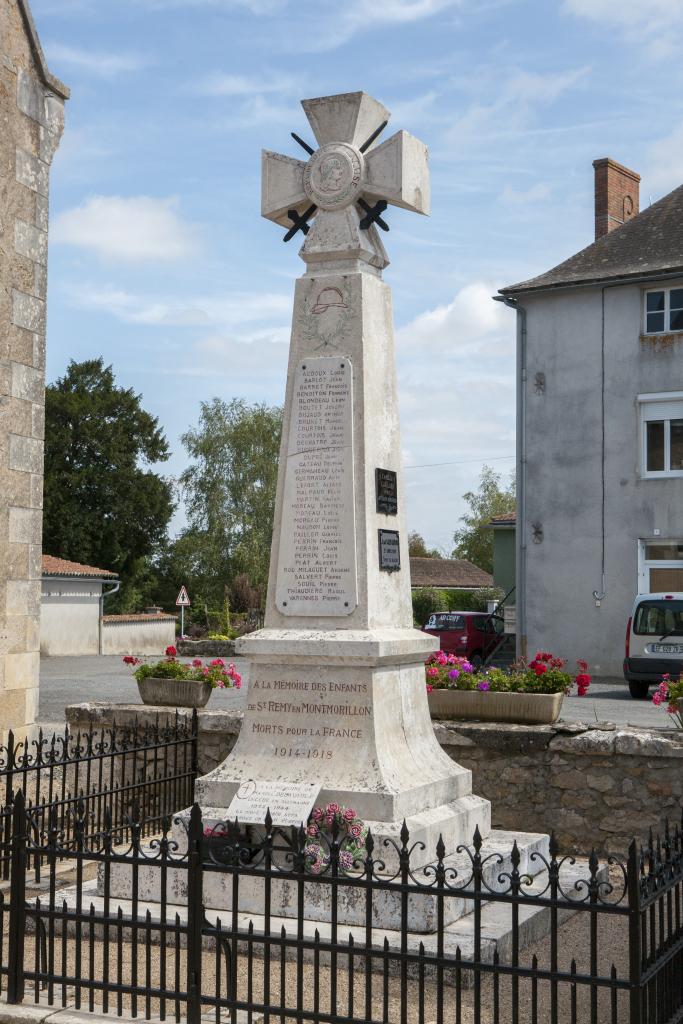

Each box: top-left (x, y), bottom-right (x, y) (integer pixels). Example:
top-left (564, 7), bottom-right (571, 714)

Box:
top-left (422, 611), bottom-right (503, 667)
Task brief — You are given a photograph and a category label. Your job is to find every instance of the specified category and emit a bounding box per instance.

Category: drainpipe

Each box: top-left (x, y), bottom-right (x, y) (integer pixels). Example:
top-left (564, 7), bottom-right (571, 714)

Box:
top-left (493, 294), bottom-right (527, 660)
top-left (99, 581), bottom-right (120, 655)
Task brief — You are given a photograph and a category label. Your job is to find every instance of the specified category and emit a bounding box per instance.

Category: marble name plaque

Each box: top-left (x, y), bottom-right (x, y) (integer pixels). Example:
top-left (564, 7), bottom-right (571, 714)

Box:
top-left (378, 529), bottom-right (401, 572)
top-left (225, 779), bottom-right (321, 828)
top-left (375, 468), bottom-right (398, 516)
top-left (276, 356), bottom-right (357, 616)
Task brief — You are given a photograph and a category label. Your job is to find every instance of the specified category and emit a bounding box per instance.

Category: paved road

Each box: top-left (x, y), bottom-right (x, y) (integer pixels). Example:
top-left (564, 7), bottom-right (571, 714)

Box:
top-left (39, 657), bottom-right (671, 731)
top-left (39, 655), bottom-right (249, 729)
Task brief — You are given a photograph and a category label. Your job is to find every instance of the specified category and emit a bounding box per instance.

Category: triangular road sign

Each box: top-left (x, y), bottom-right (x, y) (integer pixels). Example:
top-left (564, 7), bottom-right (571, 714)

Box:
top-left (176, 586), bottom-right (191, 607)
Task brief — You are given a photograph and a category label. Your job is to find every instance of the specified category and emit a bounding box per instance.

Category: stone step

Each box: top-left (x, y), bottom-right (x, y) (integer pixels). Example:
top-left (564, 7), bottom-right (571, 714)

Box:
top-left (49, 858), bottom-right (594, 989)
top-left (102, 829), bottom-right (549, 934)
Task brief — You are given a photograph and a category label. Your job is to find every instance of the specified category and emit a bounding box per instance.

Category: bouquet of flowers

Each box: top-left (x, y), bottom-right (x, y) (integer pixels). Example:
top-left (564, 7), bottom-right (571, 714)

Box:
top-left (305, 802), bottom-right (368, 874)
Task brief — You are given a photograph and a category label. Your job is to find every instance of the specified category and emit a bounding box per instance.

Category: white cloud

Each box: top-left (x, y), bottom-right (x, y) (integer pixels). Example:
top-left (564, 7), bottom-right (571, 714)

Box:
top-left (52, 196), bottom-right (202, 263)
top-left (447, 66), bottom-right (590, 147)
top-left (67, 283), bottom-right (291, 331)
top-left (45, 42), bottom-right (148, 77)
top-left (397, 281), bottom-right (508, 352)
top-left (394, 280), bottom-right (516, 547)
top-left (563, 0), bottom-right (683, 54)
top-left (499, 182), bottom-right (551, 204)
top-left (645, 122), bottom-right (683, 194)
top-left (193, 71), bottom-right (301, 97)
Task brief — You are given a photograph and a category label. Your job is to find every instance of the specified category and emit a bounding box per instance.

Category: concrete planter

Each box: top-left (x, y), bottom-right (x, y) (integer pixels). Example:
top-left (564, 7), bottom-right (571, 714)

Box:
top-left (427, 688), bottom-right (564, 725)
top-left (137, 676), bottom-right (213, 709)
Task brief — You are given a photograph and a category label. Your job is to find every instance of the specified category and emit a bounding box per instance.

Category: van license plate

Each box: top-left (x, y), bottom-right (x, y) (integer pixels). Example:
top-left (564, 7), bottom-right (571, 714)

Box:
top-left (650, 644), bottom-right (683, 654)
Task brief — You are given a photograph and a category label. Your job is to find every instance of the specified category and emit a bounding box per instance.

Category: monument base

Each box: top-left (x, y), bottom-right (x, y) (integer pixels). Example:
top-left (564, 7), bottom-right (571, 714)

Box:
top-left (102, 829), bottom-right (548, 935)
top-left (195, 628), bottom-right (491, 863)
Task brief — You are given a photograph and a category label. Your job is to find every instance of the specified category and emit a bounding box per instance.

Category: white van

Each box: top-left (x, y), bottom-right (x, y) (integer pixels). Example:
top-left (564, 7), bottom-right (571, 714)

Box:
top-left (624, 592), bottom-right (683, 699)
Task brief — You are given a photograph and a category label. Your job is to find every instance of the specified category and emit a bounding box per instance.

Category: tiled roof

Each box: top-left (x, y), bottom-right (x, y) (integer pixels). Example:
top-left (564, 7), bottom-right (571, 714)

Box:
top-left (501, 183), bottom-right (683, 294)
top-left (410, 557), bottom-right (492, 589)
top-left (42, 555), bottom-right (118, 579)
top-left (490, 511), bottom-right (516, 526)
top-left (102, 614), bottom-right (176, 622)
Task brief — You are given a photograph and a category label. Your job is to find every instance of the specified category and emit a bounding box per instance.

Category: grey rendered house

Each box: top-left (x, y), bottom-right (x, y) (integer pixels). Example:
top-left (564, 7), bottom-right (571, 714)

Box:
top-left (497, 159), bottom-right (683, 677)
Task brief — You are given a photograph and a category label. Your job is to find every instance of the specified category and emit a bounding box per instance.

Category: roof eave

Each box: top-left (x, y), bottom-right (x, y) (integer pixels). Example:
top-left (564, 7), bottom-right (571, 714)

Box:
top-left (18, 0), bottom-right (70, 100)
top-left (500, 264), bottom-right (683, 298)
top-left (42, 572), bottom-right (119, 580)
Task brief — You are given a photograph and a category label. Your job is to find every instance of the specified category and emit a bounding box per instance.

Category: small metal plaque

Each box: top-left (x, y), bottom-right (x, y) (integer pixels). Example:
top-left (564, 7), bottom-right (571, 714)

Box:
top-left (375, 468), bottom-right (398, 516)
top-left (378, 529), bottom-right (401, 573)
top-left (224, 780), bottom-right (321, 827)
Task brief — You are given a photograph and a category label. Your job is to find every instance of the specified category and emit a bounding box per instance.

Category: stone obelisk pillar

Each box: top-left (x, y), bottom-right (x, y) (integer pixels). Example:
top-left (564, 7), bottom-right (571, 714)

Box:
top-left (196, 92), bottom-right (490, 859)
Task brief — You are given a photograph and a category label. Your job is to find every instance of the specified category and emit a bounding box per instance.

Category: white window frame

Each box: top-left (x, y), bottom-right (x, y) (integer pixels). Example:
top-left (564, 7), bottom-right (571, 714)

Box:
top-left (644, 286), bottom-right (683, 334)
top-left (638, 391), bottom-right (683, 478)
top-left (638, 539), bottom-right (683, 594)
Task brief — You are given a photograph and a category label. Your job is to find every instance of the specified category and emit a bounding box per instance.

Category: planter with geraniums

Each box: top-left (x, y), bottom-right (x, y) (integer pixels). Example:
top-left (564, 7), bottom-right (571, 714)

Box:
top-left (425, 651), bottom-right (591, 725)
top-left (123, 646), bottom-right (242, 709)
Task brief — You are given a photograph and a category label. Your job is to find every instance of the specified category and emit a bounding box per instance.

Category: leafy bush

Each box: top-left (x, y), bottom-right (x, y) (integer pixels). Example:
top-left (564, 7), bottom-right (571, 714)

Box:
top-left (412, 588), bottom-right (449, 626)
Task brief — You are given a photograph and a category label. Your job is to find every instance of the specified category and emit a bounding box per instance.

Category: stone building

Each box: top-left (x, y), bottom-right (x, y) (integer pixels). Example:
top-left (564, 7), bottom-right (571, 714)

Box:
top-left (498, 158), bottom-right (683, 678)
top-left (0, 1), bottom-right (68, 738)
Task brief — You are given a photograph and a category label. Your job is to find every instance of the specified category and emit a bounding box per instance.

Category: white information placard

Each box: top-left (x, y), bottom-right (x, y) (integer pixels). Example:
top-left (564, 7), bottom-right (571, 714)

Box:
top-left (225, 779), bottom-right (321, 827)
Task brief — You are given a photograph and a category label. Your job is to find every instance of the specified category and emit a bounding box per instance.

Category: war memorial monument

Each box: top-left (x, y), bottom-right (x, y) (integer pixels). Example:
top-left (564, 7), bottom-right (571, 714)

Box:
top-left (195, 90), bottom-right (493, 860)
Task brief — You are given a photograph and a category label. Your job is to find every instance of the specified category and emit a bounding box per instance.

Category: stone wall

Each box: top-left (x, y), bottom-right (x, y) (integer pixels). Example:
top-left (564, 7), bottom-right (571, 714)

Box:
top-left (64, 703), bottom-right (683, 855)
top-left (0, 0), bottom-right (67, 739)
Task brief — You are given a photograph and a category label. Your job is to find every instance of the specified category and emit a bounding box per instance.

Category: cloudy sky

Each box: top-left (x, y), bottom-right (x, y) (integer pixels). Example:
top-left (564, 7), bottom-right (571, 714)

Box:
top-left (34, 0), bottom-right (683, 552)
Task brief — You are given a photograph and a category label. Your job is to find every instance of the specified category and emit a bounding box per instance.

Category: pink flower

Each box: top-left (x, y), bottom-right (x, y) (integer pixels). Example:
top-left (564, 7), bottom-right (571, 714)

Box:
top-left (210, 658), bottom-right (225, 668)
top-left (667, 702), bottom-right (678, 714)
top-left (653, 692), bottom-right (663, 706)
top-left (307, 824), bottom-right (319, 837)
top-left (327, 802), bottom-right (340, 814)
top-left (192, 659), bottom-right (202, 668)
top-left (426, 667), bottom-right (439, 679)
top-left (165, 645), bottom-right (177, 658)
top-left (202, 666), bottom-right (209, 676)
top-left (426, 684), bottom-right (433, 694)
top-left (311, 807), bottom-right (323, 822)
top-left (344, 808), bottom-right (356, 821)
top-left (349, 823), bottom-right (363, 838)
top-left (235, 680), bottom-right (242, 689)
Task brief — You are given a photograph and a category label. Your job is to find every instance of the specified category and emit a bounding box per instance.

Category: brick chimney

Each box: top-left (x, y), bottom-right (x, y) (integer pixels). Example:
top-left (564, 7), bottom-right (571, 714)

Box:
top-left (593, 158), bottom-right (640, 239)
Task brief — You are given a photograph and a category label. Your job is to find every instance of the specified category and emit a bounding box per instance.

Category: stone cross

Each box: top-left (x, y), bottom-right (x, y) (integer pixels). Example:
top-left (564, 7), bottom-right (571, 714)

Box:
top-left (261, 91), bottom-right (429, 271)
top-left (196, 92), bottom-right (489, 872)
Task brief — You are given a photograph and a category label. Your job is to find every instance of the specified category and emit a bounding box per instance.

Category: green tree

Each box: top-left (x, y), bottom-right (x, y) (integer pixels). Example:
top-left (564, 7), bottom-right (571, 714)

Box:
top-left (43, 359), bottom-right (174, 609)
top-left (177, 398), bottom-right (283, 608)
top-left (408, 531), bottom-right (441, 558)
top-left (451, 465), bottom-right (515, 575)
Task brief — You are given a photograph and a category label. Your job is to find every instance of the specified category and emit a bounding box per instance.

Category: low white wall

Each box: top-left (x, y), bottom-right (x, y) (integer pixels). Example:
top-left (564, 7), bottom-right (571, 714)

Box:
top-left (41, 580), bottom-right (102, 655)
top-left (101, 616), bottom-right (177, 656)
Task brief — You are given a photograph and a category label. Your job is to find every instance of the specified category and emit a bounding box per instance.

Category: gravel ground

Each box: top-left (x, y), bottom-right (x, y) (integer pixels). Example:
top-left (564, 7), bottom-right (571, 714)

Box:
top-left (12, 885), bottom-right (630, 1024)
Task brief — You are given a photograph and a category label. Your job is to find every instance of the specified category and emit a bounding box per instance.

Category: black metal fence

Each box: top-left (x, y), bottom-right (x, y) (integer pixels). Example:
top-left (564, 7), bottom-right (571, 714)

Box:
top-left (0, 793), bottom-right (680, 1024)
top-left (0, 714), bottom-right (198, 880)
